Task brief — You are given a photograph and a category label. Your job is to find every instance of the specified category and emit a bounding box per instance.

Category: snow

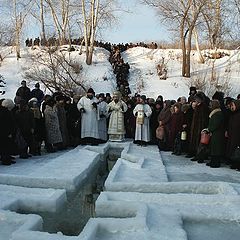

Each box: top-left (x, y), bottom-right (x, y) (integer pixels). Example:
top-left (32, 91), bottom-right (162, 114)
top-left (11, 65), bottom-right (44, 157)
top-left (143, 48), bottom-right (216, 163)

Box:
top-left (0, 147), bottom-right (100, 192)
top-left (1, 46), bottom-right (240, 100)
top-left (1, 46), bottom-right (240, 239)
top-left (0, 142), bottom-right (240, 240)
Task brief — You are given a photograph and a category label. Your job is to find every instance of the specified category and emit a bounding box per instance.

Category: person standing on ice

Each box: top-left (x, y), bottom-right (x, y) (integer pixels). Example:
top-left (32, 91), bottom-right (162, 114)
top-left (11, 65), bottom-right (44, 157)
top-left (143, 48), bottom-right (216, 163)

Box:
top-left (133, 95), bottom-right (152, 146)
top-left (97, 93), bottom-right (108, 143)
top-left (77, 88), bottom-right (100, 145)
top-left (107, 91), bottom-right (127, 141)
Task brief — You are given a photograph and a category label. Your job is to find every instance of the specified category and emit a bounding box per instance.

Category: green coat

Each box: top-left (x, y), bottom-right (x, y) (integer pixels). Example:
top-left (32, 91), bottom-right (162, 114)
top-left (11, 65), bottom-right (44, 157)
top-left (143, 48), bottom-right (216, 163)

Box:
top-left (208, 109), bottom-right (225, 156)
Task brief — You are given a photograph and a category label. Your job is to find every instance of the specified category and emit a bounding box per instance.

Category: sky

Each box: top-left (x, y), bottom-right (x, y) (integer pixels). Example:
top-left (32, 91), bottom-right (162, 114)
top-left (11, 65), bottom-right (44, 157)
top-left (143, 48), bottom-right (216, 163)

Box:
top-left (102, 1), bottom-right (171, 44)
top-left (22, 0), bottom-right (171, 44)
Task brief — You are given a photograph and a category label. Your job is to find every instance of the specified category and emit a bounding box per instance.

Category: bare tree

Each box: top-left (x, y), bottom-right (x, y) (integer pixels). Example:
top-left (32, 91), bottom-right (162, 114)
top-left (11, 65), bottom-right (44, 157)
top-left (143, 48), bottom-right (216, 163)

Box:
top-left (44, 0), bottom-right (71, 45)
top-left (24, 47), bottom-right (87, 96)
top-left (142, 0), bottom-right (207, 77)
top-left (12, 0), bottom-right (35, 59)
top-left (201, 0), bottom-right (227, 49)
top-left (81, 0), bottom-right (100, 65)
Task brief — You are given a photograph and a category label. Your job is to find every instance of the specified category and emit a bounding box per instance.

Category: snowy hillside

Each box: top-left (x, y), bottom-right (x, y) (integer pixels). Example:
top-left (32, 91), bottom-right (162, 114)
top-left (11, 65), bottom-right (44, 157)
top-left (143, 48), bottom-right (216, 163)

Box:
top-left (122, 47), bottom-right (240, 99)
top-left (1, 46), bottom-right (240, 100)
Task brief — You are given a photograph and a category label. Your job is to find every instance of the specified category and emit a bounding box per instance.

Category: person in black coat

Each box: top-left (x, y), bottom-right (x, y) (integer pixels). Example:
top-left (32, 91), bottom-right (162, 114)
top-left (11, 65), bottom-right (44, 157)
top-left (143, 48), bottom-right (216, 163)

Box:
top-left (66, 95), bottom-right (81, 147)
top-left (226, 100), bottom-right (240, 169)
top-left (124, 99), bottom-right (136, 139)
top-left (15, 100), bottom-right (35, 158)
top-left (31, 83), bottom-right (44, 107)
top-left (0, 99), bottom-right (15, 165)
top-left (15, 80), bottom-right (31, 103)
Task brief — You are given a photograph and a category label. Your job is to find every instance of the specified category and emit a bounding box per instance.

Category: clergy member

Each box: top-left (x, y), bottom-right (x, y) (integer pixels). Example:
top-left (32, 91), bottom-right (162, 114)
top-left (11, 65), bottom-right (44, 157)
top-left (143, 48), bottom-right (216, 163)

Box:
top-left (77, 88), bottom-right (100, 145)
top-left (107, 91), bottom-right (127, 141)
top-left (97, 93), bottom-right (108, 143)
top-left (133, 95), bottom-right (152, 146)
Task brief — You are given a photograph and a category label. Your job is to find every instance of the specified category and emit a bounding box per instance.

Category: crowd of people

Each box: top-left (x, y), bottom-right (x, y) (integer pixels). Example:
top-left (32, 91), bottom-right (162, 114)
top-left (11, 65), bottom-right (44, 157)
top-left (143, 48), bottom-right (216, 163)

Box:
top-left (109, 45), bottom-right (131, 98)
top-left (25, 37), bottom-right (158, 51)
top-left (1, 81), bottom-right (240, 171)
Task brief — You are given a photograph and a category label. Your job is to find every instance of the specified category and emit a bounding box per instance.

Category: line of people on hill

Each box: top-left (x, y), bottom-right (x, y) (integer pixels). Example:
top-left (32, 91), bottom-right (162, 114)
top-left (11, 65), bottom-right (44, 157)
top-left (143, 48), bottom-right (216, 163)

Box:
top-left (25, 37), bottom-right (158, 51)
top-left (1, 82), bottom-right (240, 171)
top-left (109, 45), bottom-right (131, 98)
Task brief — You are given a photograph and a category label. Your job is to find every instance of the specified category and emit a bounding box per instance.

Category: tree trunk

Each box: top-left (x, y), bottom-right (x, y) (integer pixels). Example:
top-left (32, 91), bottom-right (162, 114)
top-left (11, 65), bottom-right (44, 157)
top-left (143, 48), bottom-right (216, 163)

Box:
top-left (40, 0), bottom-right (46, 45)
top-left (82, 0), bottom-right (89, 62)
top-left (14, 0), bottom-right (21, 60)
top-left (193, 28), bottom-right (205, 64)
top-left (87, 0), bottom-right (99, 65)
top-left (180, 23), bottom-right (187, 77)
top-left (185, 28), bottom-right (193, 78)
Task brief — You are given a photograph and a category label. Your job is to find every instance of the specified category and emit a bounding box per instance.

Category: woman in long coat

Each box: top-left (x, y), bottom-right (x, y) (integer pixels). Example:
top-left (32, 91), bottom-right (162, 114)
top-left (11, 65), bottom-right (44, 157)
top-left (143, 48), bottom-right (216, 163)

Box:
top-left (56, 96), bottom-right (69, 148)
top-left (187, 93), bottom-right (209, 158)
top-left (157, 100), bottom-right (172, 150)
top-left (44, 99), bottom-right (63, 151)
top-left (226, 100), bottom-right (240, 168)
top-left (169, 103), bottom-right (184, 151)
top-left (207, 100), bottom-right (225, 168)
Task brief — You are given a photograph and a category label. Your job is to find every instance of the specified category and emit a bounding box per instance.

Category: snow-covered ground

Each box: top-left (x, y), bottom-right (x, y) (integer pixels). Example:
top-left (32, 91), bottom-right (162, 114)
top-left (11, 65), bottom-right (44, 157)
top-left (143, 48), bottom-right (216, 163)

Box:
top-left (1, 46), bottom-right (240, 100)
top-left (1, 46), bottom-right (240, 239)
top-left (0, 142), bottom-right (240, 240)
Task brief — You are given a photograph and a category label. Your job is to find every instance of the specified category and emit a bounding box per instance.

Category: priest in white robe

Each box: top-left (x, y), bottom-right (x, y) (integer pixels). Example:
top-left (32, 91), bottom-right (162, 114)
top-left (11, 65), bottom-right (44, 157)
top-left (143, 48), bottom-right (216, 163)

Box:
top-left (77, 88), bottom-right (100, 145)
top-left (107, 91), bottom-right (127, 141)
top-left (133, 95), bottom-right (152, 146)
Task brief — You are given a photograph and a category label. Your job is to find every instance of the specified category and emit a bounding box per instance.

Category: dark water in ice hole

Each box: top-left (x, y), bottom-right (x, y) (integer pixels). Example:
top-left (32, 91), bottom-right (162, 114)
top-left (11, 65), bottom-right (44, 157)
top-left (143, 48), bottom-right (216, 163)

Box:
top-left (17, 148), bottom-right (122, 236)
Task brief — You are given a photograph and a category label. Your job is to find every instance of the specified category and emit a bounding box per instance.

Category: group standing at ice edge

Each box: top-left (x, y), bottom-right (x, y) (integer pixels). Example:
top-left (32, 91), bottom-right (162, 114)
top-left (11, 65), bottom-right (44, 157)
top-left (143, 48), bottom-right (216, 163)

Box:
top-left (1, 80), bottom-right (240, 170)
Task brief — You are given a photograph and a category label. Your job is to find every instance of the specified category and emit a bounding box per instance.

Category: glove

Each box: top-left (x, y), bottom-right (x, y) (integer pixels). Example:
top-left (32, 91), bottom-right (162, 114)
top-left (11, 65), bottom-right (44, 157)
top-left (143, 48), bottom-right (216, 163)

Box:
top-left (92, 102), bottom-right (97, 109)
top-left (80, 108), bottom-right (86, 113)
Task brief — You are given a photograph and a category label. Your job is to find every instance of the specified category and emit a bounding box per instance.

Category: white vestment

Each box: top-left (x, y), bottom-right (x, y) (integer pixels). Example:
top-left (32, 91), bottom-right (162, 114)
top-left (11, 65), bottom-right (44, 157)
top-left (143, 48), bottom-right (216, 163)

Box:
top-left (133, 104), bottom-right (152, 142)
top-left (77, 96), bottom-right (99, 139)
top-left (107, 100), bottom-right (127, 141)
top-left (98, 101), bottom-right (108, 141)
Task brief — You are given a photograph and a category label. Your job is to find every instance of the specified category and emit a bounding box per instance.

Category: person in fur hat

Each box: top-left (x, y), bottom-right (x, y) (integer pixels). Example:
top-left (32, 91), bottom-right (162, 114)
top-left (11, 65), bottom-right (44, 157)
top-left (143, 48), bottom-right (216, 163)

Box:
top-left (188, 86), bottom-right (197, 103)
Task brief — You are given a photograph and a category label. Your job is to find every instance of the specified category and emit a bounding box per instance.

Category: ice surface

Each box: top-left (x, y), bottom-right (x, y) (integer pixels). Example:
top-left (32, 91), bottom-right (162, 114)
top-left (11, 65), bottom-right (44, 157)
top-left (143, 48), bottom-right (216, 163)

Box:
top-left (0, 141), bottom-right (240, 240)
top-left (184, 219), bottom-right (240, 240)
top-left (0, 147), bottom-right (100, 192)
top-left (0, 210), bottom-right (42, 240)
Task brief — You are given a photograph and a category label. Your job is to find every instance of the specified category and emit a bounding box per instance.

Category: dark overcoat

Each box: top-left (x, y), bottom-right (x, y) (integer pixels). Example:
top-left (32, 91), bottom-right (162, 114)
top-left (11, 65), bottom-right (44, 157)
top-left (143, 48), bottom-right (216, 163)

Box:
top-left (208, 109), bottom-right (225, 156)
top-left (226, 104), bottom-right (240, 158)
top-left (0, 106), bottom-right (14, 154)
top-left (189, 103), bottom-right (209, 154)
